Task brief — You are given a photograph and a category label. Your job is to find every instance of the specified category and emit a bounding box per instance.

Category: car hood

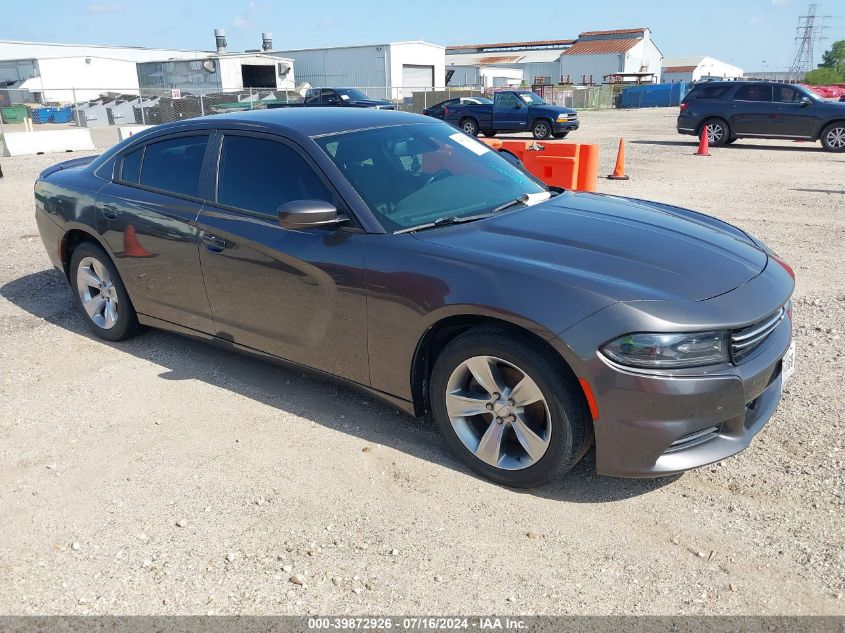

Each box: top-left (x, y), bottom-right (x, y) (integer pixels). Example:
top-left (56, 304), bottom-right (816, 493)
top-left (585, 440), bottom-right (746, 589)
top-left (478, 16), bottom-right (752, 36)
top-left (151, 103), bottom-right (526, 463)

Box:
top-left (533, 104), bottom-right (577, 116)
top-left (412, 192), bottom-right (767, 302)
top-left (351, 99), bottom-right (393, 107)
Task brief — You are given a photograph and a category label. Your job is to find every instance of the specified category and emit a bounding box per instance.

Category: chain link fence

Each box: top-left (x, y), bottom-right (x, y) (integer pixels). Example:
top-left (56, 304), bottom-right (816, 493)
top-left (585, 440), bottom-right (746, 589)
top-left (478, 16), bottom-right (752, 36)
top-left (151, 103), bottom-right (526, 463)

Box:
top-left (0, 84), bottom-right (616, 148)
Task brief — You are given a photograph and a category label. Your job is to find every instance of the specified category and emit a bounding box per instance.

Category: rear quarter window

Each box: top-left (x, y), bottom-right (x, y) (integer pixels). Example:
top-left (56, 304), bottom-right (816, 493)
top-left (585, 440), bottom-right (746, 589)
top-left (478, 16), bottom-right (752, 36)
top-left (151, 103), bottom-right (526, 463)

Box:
top-left (686, 84), bottom-right (731, 101)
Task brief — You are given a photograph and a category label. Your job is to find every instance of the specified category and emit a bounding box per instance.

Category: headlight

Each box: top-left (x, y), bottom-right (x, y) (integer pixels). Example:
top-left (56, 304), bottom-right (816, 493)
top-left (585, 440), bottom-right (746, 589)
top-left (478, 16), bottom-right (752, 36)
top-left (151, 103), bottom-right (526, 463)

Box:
top-left (556, 113), bottom-right (570, 121)
top-left (601, 331), bottom-right (729, 368)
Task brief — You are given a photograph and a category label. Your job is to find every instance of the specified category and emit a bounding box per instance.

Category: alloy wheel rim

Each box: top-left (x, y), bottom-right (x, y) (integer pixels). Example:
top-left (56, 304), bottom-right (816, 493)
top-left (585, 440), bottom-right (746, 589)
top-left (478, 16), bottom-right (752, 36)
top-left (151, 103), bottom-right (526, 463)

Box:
top-left (445, 355), bottom-right (551, 470)
top-left (463, 121), bottom-right (475, 134)
top-left (535, 123), bottom-right (548, 137)
top-left (708, 124), bottom-right (724, 143)
top-left (76, 256), bottom-right (119, 329)
top-left (826, 127), bottom-right (845, 149)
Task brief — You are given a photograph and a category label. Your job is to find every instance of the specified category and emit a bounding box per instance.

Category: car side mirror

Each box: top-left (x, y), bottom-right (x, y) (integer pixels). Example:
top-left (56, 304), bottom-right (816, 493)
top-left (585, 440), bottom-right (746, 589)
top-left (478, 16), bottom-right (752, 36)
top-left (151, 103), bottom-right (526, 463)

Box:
top-left (800, 96), bottom-right (811, 106)
top-left (277, 200), bottom-right (347, 229)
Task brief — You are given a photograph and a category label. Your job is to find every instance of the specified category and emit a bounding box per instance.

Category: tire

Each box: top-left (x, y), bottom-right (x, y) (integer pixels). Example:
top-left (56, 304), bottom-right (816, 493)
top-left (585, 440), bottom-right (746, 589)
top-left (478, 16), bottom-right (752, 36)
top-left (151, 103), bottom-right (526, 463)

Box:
top-left (725, 137), bottom-right (737, 145)
top-left (69, 241), bottom-right (139, 341)
top-left (820, 122), bottom-right (845, 152)
top-left (702, 118), bottom-right (730, 147)
top-left (459, 118), bottom-right (479, 137)
top-left (482, 130), bottom-right (497, 137)
top-left (429, 326), bottom-right (591, 488)
top-left (552, 131), bottom-right (569, 139)
top-left (531, 119), bottom-right (552, 140)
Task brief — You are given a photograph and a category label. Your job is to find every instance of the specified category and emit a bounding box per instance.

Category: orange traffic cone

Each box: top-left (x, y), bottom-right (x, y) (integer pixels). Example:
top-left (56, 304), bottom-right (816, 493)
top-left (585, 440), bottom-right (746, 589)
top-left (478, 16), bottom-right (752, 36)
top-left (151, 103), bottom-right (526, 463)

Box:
top-left (606, 138), bottom-right (629, 180)
top-left (121, 224), bottom-right (154, 258)
top-left (695, 125), bottom-right (711, 156)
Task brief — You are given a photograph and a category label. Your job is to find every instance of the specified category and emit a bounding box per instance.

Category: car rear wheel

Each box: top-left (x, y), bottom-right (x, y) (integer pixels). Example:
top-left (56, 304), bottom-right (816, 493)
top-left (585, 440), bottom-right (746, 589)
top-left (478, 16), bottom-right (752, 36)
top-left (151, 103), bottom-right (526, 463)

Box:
top-left (532, 120), bottom-right (552, 140)
top-left (70, 241), bottom-right (139, 341)
top-left (460, 118), bottom-right (479, 136)
top-left (702, 118), bottom-right (729, 147)
top-left (820, 122), bottom-right (845, 152)
top-left (429, 326), bottom-right (590, 487)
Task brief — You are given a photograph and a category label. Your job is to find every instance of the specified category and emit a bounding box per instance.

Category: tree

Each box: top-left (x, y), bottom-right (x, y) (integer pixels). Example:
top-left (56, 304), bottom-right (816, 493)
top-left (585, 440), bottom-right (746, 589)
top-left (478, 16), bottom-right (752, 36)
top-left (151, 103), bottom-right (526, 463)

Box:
top-left (819, 40), bottom-right (845, 73)
top-left (804, 66), bottom-right (845, 86)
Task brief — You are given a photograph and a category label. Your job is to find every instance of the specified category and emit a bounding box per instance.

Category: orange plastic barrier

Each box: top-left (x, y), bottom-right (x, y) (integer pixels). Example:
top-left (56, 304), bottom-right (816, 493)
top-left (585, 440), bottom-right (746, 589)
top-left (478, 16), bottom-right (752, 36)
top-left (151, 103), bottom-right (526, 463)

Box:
top-left (479, 139), bottom-right (599, 192)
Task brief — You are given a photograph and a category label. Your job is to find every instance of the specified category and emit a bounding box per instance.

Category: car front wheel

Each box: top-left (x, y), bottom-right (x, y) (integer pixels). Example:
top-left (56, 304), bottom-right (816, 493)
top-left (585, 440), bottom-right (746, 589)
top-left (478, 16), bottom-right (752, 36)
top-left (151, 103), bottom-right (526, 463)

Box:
top-left (820, 122), bottom-right (845, 152)
top-left (552, 131), bottom-right (569, 139)
top-left (429, 326), bottom-right (591, 487)
top-left (70, 241), bottom-right (139, 341)
top-left (703, 118), bottom-right (730, 147)
top-left (532, 120), bottom-right (552, 140)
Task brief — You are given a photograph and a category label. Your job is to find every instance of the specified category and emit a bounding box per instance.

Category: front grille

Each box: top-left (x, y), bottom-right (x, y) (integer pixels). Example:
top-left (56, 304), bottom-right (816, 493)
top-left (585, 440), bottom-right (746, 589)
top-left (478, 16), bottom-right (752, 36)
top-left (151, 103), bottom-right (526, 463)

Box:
top-left (731, 306), bottom-right (785, 362)
top-left (665, 425), bottom-right (720, 453)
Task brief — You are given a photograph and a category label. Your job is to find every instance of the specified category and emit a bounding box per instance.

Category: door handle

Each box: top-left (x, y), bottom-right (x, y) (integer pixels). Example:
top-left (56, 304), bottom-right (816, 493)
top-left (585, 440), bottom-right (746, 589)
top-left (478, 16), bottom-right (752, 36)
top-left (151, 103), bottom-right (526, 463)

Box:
top-left (201, 233), bottom-right (226, 253)
top-left (102, 205), bottom-right (118, 220)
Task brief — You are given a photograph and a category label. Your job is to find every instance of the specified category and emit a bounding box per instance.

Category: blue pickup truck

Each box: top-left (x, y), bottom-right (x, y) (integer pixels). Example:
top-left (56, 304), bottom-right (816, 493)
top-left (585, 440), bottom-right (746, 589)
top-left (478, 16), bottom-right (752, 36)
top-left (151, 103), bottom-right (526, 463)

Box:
top-left (443, 90), bottom-right (579, 139)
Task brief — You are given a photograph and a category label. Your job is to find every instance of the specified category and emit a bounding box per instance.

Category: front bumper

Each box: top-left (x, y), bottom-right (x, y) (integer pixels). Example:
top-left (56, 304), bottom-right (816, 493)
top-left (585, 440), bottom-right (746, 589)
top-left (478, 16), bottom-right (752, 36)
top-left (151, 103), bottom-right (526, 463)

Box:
top-left (553, 120), bottom-right (579, 133)
top-left (553, 258), bottom-right (794, 477)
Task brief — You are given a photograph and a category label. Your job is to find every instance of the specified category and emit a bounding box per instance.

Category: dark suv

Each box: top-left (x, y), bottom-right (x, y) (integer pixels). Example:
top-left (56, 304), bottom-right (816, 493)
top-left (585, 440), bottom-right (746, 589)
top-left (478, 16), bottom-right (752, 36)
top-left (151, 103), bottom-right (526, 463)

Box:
top-left (677, 81), bottom-right (845, 152)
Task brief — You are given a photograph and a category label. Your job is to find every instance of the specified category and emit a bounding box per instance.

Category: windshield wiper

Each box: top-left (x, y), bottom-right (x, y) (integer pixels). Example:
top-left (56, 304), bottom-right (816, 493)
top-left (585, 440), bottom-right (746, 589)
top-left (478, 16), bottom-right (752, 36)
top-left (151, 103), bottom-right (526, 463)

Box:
top-left (394, 213), bottom-right (492, 234)
top-left (492, 191), bottom-right (552, 214)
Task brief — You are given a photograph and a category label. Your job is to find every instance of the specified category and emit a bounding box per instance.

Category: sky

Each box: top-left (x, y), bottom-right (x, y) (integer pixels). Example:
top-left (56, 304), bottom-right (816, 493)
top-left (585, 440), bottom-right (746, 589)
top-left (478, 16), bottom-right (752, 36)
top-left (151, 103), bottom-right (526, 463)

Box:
top-left (1, 0), bottom-right (843, 71)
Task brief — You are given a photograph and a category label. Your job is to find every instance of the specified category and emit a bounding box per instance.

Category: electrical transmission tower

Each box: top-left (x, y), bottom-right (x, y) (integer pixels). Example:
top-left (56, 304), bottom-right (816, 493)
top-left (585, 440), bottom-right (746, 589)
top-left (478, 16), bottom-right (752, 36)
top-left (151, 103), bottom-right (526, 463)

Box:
top-left (788, 3), bottom-right (829, 81)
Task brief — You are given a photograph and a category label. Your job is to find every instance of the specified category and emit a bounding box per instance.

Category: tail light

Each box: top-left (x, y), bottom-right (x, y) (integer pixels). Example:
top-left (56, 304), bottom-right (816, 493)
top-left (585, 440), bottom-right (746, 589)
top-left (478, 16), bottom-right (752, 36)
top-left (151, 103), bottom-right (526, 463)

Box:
top-left (680, 102), bottom-right (689, 113)
top-left (444, 106), bottom-right (449, 116)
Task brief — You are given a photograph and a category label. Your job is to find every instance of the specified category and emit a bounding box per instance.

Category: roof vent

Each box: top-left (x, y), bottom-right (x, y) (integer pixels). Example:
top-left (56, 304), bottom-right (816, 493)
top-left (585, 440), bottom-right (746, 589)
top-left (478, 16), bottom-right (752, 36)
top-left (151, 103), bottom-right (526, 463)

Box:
top-left (262, 32), bottom-right (273, 52)
top-left (214, 28), bottom-right (227, 54)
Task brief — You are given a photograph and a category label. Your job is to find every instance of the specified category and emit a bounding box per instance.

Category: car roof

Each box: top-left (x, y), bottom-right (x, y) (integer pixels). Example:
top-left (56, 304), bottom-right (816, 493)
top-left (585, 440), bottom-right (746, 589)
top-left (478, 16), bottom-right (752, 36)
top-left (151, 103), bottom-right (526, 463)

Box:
top-left (135, 107), bottom-right (429, 140)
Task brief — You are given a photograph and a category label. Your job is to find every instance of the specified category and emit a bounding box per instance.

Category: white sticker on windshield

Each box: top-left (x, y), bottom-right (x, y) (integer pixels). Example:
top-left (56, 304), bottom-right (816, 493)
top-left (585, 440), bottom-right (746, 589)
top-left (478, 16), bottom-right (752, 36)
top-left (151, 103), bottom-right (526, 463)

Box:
top-left (449, 132), bottom-right (491, 156)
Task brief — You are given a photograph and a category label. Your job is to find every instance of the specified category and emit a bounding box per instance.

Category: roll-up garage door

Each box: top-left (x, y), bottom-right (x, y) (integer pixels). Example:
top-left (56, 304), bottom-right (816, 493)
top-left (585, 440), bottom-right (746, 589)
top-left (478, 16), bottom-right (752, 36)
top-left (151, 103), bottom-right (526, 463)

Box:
top-left (402, 64), bottom-right (434, 88)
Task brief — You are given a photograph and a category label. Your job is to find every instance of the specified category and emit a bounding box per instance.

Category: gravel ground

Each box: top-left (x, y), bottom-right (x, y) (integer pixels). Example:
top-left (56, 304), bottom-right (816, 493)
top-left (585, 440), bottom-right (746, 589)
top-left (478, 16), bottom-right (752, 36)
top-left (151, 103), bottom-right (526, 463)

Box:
top-left (0, 107), bottom-right (842, 616)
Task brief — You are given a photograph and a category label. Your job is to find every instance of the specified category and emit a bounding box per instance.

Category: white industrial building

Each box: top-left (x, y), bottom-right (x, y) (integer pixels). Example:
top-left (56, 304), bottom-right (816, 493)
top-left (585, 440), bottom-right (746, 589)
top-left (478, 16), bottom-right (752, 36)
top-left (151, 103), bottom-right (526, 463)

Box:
top-left (0, 40), bottom-right (208, 101)
top-left (270, 42), bottom-right (446, 99)
top-left (661, 56), bottom-right (743, 83)
top-left (446, 39), bottom-right (575, 87)
top-left (137, 54), bottom-right (295, 93)
top-left (445, 28), bottom-right (663, 86)
top-left (561, 28), bottom-right (662, 84)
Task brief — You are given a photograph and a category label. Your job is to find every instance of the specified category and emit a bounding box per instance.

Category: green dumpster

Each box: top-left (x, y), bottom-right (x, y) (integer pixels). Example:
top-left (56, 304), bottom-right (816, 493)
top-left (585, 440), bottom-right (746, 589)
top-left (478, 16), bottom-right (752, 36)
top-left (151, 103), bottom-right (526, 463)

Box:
top-left (1, 106), bottom-right (29, 124)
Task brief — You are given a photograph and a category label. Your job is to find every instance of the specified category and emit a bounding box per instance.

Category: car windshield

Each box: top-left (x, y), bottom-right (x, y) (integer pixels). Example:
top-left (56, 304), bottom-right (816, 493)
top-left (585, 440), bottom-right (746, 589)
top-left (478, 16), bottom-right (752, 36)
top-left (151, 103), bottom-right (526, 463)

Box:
top-left (335, 88), bottom-right (371, 101)
top-left (315, 122), bottom-right (546, 232)
top-left (518, 92), bottom-right (545, 105)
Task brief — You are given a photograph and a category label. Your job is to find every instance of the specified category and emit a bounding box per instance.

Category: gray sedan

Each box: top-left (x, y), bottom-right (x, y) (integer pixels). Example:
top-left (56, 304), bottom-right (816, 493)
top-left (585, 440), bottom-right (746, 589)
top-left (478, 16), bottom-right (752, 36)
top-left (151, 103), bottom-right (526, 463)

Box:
top-left (34, 108), bottom-right (795, 487)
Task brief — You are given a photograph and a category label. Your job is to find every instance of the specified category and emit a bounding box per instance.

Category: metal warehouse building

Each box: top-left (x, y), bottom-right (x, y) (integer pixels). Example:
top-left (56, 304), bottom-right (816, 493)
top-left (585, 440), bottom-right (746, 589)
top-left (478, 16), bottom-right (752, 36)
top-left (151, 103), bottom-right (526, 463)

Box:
top-left (0, 40), bottom-right (208, 102)
top-left (269, 42), bottom-right (445, 99)
top-left (661, 56), bottom-right (743, 83)
top-left (446, 28), bottom-right (663, 86)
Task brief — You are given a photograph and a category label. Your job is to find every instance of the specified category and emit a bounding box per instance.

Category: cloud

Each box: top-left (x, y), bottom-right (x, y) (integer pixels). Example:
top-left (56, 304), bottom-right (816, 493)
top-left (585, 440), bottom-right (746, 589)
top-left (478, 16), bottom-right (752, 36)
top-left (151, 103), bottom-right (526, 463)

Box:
top-left (86, 3), bottom-right (121, 13)
top-left (749, 15), bottom-right (764, 25)
top-left (231, 1), bottom-right (259, 30)
top-left (771, 0), bottom-right (789, 6)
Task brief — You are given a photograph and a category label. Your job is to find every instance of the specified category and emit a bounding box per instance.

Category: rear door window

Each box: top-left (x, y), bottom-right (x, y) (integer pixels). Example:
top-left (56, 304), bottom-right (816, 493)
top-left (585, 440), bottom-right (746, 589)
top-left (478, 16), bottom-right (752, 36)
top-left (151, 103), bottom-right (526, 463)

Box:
top-left (216, 134), bottom-right (334, 216)
top-left (733, 85), bottom-right (773, 102)
top-left (138, 135), bottom-right (209, 198)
